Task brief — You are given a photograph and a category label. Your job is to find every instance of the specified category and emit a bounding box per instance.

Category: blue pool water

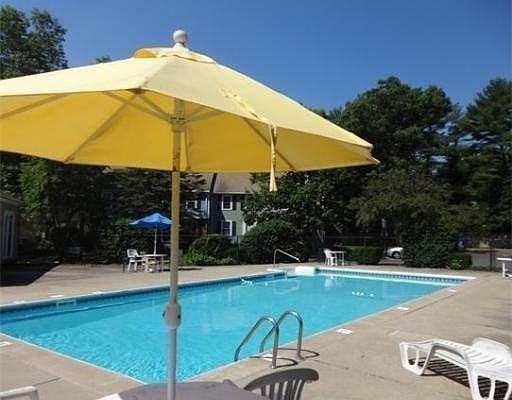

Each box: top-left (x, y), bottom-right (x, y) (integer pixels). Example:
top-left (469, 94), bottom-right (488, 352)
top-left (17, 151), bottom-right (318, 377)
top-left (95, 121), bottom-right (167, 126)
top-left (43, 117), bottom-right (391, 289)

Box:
top-left (0, 270), bottom-right (464, 382)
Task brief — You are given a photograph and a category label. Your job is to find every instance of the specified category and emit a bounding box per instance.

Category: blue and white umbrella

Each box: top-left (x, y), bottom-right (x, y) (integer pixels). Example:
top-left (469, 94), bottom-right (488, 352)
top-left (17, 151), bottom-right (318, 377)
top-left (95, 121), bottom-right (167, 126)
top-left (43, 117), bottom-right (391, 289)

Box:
top-left (130, 213), bottom-right (171, 254)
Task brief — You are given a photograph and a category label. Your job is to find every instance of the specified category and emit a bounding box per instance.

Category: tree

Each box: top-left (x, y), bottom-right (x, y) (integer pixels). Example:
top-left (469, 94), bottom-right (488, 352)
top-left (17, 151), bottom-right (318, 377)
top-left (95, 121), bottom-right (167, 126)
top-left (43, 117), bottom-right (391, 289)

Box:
top-left (243, 169), bottom-right (363, 247)
top-left (350, 169), bottom-right (456, 267)
top-left (0, 5), bottom-right (67, 78)
top-left (0, 5), bottom-right (67, 197)
top-left (19, 159), bottom-right (109, 254)
top-left (244, 77), bottom-right (455, 256)
top-left (105, 169), bottom-right (204, 219)
top-left (95, 56), bottom-right (111, 63)
top-left (437, 106), bottom-right (471, 204)
top-left (460, 79), bottom-right (511, 234)
top-left (351, 168), bottom-right (450, 237)
top-left (332, 77), bottom-right (452, 172)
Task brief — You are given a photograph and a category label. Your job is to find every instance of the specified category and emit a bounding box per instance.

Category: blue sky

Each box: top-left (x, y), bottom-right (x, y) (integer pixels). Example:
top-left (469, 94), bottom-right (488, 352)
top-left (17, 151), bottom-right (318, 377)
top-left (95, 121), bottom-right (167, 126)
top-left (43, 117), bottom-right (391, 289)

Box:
top-left (7, 0), bottom-right (511, 110)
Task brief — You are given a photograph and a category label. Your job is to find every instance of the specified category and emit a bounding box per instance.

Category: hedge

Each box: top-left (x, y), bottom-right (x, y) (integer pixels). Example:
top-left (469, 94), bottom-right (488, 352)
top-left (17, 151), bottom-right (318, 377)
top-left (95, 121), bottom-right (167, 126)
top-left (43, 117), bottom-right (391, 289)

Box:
top-left (183, 235), bottom-right (238, 266)
top-left (342, 246), bottom-right (383, 265)
top-left (446, 253), bottom-right (472, 270)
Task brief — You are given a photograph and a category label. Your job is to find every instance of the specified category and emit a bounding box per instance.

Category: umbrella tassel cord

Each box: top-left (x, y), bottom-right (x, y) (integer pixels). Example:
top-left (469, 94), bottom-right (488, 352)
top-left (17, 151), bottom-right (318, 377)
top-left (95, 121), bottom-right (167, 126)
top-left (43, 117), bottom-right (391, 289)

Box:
top-left (269, 124), bottom-right (278, 192)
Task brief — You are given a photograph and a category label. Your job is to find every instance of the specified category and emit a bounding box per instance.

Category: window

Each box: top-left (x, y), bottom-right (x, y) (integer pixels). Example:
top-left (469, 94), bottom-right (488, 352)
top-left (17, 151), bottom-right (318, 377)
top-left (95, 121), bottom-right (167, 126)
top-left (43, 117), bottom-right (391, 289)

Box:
top-left (185, 199), bottom-right (198, 209)
top-left (221, 220), bottom-right (234, 236)
top-left (221, 195), bottom-right (233, 210)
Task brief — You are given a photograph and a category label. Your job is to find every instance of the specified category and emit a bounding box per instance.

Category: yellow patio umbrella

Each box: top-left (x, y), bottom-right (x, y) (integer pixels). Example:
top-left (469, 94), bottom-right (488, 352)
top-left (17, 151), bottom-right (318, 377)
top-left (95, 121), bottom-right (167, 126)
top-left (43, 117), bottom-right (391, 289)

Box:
top-left (0, 30), bottom-right (378, 400)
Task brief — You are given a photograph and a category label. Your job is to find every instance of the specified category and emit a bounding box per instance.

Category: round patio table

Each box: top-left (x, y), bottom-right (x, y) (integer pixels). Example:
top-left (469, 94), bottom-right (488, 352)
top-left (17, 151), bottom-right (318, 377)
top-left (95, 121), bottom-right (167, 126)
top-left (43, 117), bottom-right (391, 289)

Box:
top-left (101, 382), bottom-right (266, 400)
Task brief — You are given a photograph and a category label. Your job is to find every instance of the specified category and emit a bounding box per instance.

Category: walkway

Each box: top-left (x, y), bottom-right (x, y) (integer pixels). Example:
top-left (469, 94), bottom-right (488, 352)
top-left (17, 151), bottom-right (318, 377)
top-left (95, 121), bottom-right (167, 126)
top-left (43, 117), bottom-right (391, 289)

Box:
top-left (0, 264), bottom-right (510, 399)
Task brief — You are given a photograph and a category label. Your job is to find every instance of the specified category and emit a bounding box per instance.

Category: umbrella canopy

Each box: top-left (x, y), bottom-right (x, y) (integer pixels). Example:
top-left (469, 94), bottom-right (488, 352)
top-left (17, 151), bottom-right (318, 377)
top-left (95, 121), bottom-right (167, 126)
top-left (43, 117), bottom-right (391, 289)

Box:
top-left (130, 213), bottom-right (171, 229)
top-left (131, 212), bottom-right (171, 254)
top-left (0, 37), bottom-right (377, 178)
top-left (0, 30), bottom-right (378, 400)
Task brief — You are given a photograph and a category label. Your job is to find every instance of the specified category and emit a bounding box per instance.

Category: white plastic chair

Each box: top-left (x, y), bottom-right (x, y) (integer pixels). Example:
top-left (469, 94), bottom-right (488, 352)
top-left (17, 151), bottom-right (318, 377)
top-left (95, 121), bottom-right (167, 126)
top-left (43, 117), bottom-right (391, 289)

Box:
top-left (323, 248), bottom-right (338, 266)
top-left (400, 337), bottom-right (512, 400)
top-left (126, 249), bottom-right (144, 272)
top-left (224, 368), bottom-right (319, 400)
top-left (0, 386), bottom-right (39, 400)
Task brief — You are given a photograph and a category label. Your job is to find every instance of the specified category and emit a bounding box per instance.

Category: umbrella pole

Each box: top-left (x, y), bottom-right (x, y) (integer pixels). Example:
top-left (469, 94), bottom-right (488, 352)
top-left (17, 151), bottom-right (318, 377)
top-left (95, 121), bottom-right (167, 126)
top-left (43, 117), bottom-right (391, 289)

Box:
top-left (165, 98), bottom-right (184, 400)
top-left (154, 227), bottom-right (157, 254)
top-left (165, 171), bottom-right (181, 400)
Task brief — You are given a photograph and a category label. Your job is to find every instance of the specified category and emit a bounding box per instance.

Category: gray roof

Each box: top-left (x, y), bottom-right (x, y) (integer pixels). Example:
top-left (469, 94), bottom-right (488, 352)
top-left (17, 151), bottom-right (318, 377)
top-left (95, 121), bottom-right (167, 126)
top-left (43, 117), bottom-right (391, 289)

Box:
top-left (199, 173), bottom-right (258, 194)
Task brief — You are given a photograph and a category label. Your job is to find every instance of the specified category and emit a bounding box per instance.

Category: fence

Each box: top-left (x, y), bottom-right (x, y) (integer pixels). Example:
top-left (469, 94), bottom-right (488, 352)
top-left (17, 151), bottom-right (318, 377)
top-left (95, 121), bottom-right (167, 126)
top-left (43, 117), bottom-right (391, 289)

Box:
top-left (318, 235), bottom-right (511, 270)
top-left (91, 231), bottom-right (512, 269)
top-left (459, 236), bottom-right (512, 271)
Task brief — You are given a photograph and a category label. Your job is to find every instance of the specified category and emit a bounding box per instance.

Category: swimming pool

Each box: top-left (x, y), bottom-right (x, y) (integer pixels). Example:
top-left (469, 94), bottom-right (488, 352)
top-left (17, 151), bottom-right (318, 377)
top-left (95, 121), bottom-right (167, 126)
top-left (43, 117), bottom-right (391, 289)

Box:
top-left (0, 268), bottom-right (468, 383)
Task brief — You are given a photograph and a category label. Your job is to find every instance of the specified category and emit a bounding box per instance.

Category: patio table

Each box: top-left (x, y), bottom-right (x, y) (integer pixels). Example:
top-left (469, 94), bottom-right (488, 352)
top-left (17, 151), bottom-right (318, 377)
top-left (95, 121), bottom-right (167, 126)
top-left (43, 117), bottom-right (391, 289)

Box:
top-left (497, 257), bottom-right (512, 278)
top-left (99, 382), bottom-right (266, 400)
top-left (141, 253), bottom-right (168, 273)
top-left (330, 250), bottom-right (346, 267)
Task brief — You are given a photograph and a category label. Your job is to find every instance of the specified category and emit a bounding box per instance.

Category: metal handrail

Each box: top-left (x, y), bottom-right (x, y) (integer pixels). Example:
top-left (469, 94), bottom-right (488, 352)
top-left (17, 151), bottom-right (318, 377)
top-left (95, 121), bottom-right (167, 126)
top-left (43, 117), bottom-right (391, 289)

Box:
top-left (273, 249), bottom-right (300, 268)
top-left (234, 316), bottom-right (280, 369)
top-left (259, 310), bottom-right (304, 360)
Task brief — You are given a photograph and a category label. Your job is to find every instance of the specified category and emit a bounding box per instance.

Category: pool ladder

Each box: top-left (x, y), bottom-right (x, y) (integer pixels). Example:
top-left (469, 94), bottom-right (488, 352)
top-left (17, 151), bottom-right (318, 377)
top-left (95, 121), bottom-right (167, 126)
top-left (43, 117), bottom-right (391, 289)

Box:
top-left (273, 249), bottom-right (300, 269)
top-left (234, 310), bottom-right (304, 369)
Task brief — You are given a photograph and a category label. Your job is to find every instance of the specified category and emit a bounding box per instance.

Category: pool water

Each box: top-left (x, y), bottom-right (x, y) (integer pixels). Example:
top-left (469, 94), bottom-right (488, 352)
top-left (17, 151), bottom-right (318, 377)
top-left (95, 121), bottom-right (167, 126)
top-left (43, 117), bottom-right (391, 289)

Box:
top-left (0, 270), bottom-right (462, 382)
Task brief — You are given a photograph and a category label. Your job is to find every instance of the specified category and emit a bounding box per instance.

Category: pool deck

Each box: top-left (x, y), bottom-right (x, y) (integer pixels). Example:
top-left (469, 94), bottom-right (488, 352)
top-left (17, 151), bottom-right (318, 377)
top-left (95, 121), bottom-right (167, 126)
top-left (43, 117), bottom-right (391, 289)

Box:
top-left (0, 263), bottom-right (510, 399)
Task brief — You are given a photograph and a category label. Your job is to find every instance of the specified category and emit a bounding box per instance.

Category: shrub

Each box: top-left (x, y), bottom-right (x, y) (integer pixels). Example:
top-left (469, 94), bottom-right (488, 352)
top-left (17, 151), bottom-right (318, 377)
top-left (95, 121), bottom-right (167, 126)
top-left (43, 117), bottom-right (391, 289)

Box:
top-left (183, 235), bottom-right (238, 266)
top-left (342, 246), bottom-right (383, 265)
top-left (182, 250), bottom-right (217, 266)
top-left (401, 219), bottom-right (456, 268)
top-left (187, 234), bottom-right (237, 258)
top-left (446, 253), bottom-right (472, 270)
top-left (239, 220), bottom-right (304, 264)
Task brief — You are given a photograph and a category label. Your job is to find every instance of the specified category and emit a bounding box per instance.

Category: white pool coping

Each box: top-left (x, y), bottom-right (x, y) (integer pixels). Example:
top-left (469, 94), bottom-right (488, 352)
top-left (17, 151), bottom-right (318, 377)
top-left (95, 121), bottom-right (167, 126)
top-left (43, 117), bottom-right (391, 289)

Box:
top-left (0, 270), bottom-right (284, 310)
top-left (273, 265), bottom-right (475, 281)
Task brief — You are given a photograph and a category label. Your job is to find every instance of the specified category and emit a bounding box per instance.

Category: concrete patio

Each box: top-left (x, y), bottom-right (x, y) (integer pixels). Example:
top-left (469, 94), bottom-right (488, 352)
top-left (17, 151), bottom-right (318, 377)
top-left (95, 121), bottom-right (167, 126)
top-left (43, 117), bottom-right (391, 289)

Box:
top-left (0, 263), bottom-right (510, 399)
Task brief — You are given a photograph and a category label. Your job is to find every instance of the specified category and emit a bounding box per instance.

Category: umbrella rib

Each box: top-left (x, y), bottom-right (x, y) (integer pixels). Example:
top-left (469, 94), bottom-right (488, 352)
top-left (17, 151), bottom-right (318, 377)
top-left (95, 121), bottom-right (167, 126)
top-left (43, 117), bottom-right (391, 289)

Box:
top-left (102, 92), bottom-right (169, 123)
top-left (243, 118), bottom-right (297, 171)
top-left (64, 93), bottom-right (138, 163)
top-left (0, 93), bottom-right (69, 120)
top-left (139, 93), bottom-right (170, 119)
top-left (139, 97), bottom-right (222, 122)
top-left (187, 104), bottom-right (206, 119)
top-left (187, 109), bottom-right (223, 123)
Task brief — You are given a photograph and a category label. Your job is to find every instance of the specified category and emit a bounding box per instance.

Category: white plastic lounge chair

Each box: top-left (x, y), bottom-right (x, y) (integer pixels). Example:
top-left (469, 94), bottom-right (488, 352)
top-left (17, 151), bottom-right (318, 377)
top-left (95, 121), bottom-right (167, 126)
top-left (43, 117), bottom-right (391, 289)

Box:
top-left (400, 337), bottom-right (512, 400)
top-left (0, 386), bottom-right (39, 400)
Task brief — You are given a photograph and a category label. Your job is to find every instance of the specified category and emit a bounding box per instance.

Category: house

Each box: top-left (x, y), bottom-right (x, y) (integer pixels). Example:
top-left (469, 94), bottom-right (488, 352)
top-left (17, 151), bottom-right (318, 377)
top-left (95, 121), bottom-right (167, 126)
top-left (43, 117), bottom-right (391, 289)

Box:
top-left (0, 193), bottom-right (20, 263)
top-left (184, 173), bottom-right (257, 240)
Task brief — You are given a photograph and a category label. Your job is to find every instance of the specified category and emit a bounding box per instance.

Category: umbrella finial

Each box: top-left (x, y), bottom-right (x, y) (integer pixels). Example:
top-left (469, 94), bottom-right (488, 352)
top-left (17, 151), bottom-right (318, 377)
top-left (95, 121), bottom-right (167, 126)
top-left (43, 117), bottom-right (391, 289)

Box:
top-left (172, 29), bottom-right (188, 49)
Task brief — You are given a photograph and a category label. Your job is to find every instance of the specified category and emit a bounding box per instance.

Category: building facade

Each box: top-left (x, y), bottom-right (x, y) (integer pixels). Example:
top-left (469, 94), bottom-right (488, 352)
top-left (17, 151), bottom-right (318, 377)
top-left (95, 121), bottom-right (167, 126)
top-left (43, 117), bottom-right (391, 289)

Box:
top-left (184, 173), bottom-right (256, 240)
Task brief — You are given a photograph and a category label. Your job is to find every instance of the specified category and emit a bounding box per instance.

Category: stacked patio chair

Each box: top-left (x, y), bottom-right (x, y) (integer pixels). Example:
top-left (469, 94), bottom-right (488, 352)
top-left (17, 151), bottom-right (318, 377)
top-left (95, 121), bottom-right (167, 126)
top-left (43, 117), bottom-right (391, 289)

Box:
top-left (126, 249), bottom-right (144, 272)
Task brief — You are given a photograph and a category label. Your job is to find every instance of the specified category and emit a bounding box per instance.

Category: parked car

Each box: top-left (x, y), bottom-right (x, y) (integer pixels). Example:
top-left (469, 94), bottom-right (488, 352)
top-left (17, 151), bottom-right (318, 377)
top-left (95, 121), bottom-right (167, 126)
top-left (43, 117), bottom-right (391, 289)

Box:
top-left (386, 246), bottom-right (403, 259)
